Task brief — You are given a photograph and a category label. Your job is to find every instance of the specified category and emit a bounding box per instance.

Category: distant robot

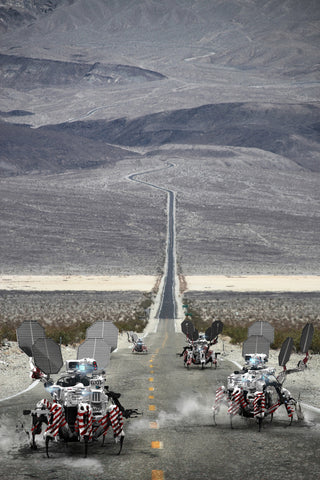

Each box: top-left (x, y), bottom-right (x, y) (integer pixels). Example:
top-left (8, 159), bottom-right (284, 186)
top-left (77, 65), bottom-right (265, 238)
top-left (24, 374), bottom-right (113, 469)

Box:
top-left (179, 319), bottom-right (223, 369)
top-left (128, 332), bottom-right (148, 353)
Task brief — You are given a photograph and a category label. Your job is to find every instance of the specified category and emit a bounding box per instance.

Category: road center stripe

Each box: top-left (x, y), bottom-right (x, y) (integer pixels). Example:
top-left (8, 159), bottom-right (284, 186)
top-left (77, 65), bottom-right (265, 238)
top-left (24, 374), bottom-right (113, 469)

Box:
top-left (152, 470), bottom-right (164, 480)
top-left (151, 441), bottom-right (163, 449)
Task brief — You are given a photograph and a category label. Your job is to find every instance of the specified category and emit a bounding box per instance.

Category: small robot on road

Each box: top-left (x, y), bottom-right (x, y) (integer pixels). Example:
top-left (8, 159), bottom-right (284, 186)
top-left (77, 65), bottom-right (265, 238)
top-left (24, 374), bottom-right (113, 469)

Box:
top-left (128, 332), bottom-right (148, 353)
top-left (179, 319), bottom-right (223, 369)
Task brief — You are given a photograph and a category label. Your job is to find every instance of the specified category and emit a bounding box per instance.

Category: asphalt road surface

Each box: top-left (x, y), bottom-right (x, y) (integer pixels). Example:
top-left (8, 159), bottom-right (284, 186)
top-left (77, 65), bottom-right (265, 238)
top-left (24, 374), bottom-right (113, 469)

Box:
top-left (157, 190), bottom-right (176, 320)
top-left (128, 163), bottom-right (177, 319)
top-left (1, 320), bottom-right (320, 480)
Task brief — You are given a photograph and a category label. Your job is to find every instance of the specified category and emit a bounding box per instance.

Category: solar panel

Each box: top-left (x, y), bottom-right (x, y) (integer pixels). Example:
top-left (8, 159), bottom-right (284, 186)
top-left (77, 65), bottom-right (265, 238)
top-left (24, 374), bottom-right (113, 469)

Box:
top-left (242, 335), bottom-right (270, 358)
top-left (32, 338), bottom-right (63, 374)
top-left (205, 325), bottom-right (213, 341)
top-left (131, 332), bottom-right (138, 343)
top-left (77, 338), bottom-right (111, 369)
top-left (127, 331), bottom-right (138, 343)
top-left (205, 321), bottom-right (223, 341)
top-left (300, 323), bottom-right (314, 353)
top-left (248, 321), bottom-right (274, 344)
top-left (278, 337), bottom-right (294, 366)
top-left (86, 321), bottom-right (118, 352)
top-left (190, 329), bottom-right (199, 342)
top-left (211, 320), bottom-right (223, 338)
top-left (16, 320), bottom-right (46, 357)
top-left (181, 319), bottom-right (195, 336)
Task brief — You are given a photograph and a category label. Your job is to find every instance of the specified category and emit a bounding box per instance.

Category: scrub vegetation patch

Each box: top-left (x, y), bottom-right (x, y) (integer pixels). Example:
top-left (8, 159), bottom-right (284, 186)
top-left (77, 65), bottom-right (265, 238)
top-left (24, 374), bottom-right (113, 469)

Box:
top-left (0, 291), bottom-right (153, 344)
top-left (182, 292), bottom-right (320, 352)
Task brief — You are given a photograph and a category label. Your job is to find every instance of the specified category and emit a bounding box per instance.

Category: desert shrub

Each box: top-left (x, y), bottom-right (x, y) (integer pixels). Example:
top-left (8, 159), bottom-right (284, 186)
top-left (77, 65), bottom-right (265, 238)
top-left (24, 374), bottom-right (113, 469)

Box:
top-left (182, 299), bottom-right (208, 331)
top-left (114, 294), bottom-right (152, 333)
top-left (272, 329), bottom-right (299, 351)
top-left (139, 292), bottom-right (153, 311)
top-left (310, 329), bottom-right (320, 354)
top-left (272, 327), bottom-right (320, 354)
top-left (0, 323), bottom-right (17, 342)
top-left (114, 313), bottom-right (147, 333)
top-left (45, 320), bottom-right (91, 345)
top-left (222, 324), bottom-right (248, 345)
top-left (182, 299), bottom-right (248, 344)
top-left (0, 291), bottom-right (153, 345)
top-left (182, 294), bottom-right (320, 350)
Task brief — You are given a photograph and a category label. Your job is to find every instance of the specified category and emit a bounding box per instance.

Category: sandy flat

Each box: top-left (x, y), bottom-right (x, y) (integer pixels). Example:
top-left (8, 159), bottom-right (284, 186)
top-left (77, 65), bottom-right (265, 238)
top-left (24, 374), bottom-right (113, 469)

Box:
top-left (0, 275), bottom-right (157, 292)
top-left (1, 274), bottom-right (320, 293)
top-left (185, 275), bottom-right (320, 292)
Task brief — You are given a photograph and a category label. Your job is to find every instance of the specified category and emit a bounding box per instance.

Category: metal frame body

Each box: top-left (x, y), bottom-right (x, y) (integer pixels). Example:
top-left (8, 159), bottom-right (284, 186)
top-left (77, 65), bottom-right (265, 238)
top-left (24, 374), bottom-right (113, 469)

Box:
top-left (26, 359), bottom-right (125, 457)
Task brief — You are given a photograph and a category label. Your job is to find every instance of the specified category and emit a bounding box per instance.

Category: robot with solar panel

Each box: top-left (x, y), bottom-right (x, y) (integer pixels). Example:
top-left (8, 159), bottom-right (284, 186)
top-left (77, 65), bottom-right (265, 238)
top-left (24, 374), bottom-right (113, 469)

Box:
top-left (213, 321), bottom-right (314, 431)
top-left (16, 320), bottom-right (141, 457)
top-left (127, 332), bottom-right (148, 353)
top-left (179, 319), bottom-right (223, 369)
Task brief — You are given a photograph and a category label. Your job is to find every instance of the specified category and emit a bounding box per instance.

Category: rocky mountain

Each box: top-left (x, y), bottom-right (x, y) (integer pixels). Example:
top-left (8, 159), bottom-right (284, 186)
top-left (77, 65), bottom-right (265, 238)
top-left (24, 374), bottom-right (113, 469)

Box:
top-left (0, 0), bottom-right (74, 32)
top-left (0, 120), bottom-right (136, 176)
top-left (0, 53), bottom-right (166, 89)
top-left (45, 102), bottom-right (320, 171)
top-left (0, 0), bottom-right (319, 276)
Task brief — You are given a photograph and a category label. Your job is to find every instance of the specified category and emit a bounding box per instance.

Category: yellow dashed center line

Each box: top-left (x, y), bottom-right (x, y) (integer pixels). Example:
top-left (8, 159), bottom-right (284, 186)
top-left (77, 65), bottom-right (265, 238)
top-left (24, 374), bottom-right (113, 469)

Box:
top-left (152, 470), bottom-right (164, 480)
top-left (161, 331), bottom-right (168, 349)
top-left (151, 441), bottom-right (163, 449)
top-left (148, 328), bottom-right (168, 480)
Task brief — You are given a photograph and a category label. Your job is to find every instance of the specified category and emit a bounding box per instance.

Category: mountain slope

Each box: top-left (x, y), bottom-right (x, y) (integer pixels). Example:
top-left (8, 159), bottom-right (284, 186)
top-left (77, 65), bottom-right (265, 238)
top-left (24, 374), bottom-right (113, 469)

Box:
top-left (43, 102), bottom-right (320, 172)
top-left (0, 121), bottom-right (136, 175)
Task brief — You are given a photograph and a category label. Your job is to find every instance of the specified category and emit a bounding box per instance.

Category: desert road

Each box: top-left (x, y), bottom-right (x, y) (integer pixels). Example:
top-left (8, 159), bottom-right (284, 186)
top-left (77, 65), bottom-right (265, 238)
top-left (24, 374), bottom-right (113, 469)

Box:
top-left (128, 163), bottom-right (178, 320)
top-left (1, 142), bottom-right (319, 480)
top-left (1, 319), bottom-right (320, 480)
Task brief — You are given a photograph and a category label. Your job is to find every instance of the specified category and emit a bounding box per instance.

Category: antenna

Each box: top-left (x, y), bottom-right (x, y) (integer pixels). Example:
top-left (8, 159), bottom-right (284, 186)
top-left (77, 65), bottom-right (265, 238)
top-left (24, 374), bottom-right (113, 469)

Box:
top-left (242, 335), bottom-right (270, 358)
top-left (16, 320), bottom-right (46, 357)
top-left (32, 338), bottom-right (63, 374)
top-left (278, 337), bottom-right (294, 367)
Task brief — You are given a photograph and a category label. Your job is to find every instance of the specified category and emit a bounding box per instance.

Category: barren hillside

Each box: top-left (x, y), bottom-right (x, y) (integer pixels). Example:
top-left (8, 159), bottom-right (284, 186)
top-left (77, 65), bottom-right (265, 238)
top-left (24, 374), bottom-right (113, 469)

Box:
top-left (0, 0), bottom-right (319, 276)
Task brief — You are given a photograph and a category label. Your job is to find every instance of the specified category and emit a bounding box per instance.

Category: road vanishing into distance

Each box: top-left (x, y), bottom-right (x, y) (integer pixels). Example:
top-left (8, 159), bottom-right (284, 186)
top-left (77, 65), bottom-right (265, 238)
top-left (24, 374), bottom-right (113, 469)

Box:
top-left (128, 163), bottom-right (177, 320)
top-left (1, 166), bottom-right (320, 480)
